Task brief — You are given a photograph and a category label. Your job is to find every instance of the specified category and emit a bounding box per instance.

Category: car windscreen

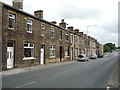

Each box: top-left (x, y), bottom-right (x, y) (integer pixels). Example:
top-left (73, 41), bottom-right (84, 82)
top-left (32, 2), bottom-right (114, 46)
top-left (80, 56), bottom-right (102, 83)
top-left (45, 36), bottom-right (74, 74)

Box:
top-left (78, 55), bottom-right (84, 58)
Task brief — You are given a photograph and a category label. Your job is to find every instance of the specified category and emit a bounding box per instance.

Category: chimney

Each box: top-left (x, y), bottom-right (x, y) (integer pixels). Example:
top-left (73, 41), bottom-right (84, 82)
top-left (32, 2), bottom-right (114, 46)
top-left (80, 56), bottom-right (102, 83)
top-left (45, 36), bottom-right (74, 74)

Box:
top-left (13, 0), bottom-right (23, 10)
top-left (34, 10), bottom-right (43, 19)
top-left (51, 21), bottom-right (57, 24)
top-left (74, 29), bottom-right (79, 33)
top-left (59, 19), bottom-right (66, 29)
top-left (79, 32), bottom-right (83, 36)
top-left (67, 26), bottom-right (73, 31)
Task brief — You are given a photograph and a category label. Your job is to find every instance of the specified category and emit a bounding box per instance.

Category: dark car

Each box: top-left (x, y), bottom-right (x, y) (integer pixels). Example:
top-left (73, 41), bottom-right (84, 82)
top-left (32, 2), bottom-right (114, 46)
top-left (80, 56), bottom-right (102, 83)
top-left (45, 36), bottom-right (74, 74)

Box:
top-left (98, 54), bottom-right (104, 58)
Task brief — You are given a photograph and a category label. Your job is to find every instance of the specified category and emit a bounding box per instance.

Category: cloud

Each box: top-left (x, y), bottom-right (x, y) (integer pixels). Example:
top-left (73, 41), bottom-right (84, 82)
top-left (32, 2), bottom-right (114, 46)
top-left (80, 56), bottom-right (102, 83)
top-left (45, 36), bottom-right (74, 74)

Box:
top-left (101, 20), bottom-right (118, 34)
top-left (56, 2), bottom-right (102, 20)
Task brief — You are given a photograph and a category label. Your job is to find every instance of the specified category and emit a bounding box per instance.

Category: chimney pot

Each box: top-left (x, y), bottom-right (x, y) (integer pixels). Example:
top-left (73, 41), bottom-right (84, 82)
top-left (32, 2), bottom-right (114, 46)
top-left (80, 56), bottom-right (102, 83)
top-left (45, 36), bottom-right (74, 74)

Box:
top-left (12, 0), bottom-right (23, 10)
top-left (34, 10), bottom-right (43, 19)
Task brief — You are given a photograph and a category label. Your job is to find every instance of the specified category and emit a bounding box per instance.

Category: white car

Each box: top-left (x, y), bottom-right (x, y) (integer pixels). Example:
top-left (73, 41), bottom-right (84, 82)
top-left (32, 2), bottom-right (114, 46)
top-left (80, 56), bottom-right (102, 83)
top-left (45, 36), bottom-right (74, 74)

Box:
top-left (90, 54), bottom-right (98, 59)
top-left (77, 54), bottom-right (89, 61)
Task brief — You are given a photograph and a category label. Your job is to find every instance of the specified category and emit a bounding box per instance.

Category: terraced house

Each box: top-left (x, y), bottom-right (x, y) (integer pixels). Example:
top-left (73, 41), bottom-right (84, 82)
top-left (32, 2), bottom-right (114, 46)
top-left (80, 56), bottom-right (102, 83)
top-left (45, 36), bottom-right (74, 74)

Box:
top-left (0, 0), bottom-right (103, 70)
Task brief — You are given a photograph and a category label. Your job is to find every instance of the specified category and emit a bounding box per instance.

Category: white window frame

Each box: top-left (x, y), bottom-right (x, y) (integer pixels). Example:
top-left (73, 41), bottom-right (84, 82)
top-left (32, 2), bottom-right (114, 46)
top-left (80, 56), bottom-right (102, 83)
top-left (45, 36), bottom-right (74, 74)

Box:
top-left (41, 24), bottom-right (45, 36)
top-left (75, 48), bottom-right (78, 56)
top-left (23, 43), bottom-right (35, 60)
top-left (26, 20), bottom-right (33, 33)
top-left (8, 13), bottom-right (15, 29)
top-left (51, 28), bottom-right (55, 38)
top-left (66, 34), bottom-right (69, 41)
top-left (50, 45), bottom-right (56, 58)
top-left (64, 47), bottom-right (69, 56)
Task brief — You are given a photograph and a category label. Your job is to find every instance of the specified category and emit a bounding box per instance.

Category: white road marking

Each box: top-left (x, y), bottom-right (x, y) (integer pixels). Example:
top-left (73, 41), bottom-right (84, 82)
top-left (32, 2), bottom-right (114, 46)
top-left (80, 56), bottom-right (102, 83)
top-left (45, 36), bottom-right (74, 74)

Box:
top-left (54, 68), bottom-right (76, 76)
top-left (15, 81), bottom-right (36, 88)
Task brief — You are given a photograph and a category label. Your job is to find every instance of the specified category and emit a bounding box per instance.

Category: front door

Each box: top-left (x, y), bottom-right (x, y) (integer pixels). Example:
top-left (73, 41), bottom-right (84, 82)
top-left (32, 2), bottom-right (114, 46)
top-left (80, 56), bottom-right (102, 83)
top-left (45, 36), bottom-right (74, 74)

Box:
top-left (40, 45), bottom-right (45, 65)
top-left (7, 41), bottom-right (14, 69)
top-left (60, 46), bottom-right (63, 61)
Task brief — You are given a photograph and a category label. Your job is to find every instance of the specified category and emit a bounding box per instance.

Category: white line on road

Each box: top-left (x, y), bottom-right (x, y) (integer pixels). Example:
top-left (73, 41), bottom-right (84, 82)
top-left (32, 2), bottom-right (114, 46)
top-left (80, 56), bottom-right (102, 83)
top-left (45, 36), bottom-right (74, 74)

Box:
top-left (54, 68), bottom-right (76, 76)
top-left (15, 81), bottom-right (36, 88)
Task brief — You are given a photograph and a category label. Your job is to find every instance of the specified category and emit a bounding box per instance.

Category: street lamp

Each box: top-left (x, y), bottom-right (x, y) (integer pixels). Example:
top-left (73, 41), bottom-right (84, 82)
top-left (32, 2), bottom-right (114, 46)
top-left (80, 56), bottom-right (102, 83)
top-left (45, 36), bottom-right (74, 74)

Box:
top-left (86, 25), bottom-right (97, 57)
top-left (87, 25), bottom-right (97, 35)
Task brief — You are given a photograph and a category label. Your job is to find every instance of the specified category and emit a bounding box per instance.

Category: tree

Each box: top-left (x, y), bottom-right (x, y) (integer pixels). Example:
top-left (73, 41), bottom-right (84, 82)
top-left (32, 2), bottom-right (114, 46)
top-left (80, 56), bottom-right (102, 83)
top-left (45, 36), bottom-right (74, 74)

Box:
top-left (103, 43), bottom-right (116, 52)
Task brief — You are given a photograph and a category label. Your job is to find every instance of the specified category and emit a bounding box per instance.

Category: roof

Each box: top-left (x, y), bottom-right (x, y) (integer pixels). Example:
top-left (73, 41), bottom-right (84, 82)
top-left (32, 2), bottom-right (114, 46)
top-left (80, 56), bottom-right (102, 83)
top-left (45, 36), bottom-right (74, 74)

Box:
top-left (0, 1), bottom-right (100, 43)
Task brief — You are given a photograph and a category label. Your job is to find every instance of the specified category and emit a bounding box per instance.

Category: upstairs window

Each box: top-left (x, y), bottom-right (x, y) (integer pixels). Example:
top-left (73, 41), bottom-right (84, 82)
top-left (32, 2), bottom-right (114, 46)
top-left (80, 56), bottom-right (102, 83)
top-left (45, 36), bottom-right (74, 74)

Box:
top-left (26, 20), bottom-right (32, 33)
top-left (60, 31), bottom-right (62, 40)
top-left (8, 14), bottom-right (15, 29)
top-left (51, 28), bottom-right (55, 38)
top-left (24, 43), bottom-right (34, 58)
top-left (66, 34), bottom-right (69, 41)
top-left (41, 24), bottom-right (45, 36)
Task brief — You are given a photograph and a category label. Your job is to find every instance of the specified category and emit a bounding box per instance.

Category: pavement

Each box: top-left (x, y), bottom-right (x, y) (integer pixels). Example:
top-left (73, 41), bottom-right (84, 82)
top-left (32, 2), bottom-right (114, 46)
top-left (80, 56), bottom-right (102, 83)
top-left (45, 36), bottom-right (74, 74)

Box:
top-left (2, 60), bottom-right (74, 76)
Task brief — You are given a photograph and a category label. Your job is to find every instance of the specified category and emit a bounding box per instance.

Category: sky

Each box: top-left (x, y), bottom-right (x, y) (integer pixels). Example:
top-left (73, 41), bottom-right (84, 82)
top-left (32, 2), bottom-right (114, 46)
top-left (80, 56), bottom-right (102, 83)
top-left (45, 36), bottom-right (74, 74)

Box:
top-left (1, 0), bottom-right (119, 46)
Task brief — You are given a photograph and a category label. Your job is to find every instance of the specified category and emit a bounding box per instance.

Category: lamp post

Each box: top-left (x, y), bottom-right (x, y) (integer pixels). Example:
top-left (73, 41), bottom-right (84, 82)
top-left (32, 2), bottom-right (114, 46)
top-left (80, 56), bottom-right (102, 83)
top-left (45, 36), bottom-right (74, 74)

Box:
top-left (86, 25), bottom-right (97, 57)
top-left (87, 25), bottom-right (97, 35)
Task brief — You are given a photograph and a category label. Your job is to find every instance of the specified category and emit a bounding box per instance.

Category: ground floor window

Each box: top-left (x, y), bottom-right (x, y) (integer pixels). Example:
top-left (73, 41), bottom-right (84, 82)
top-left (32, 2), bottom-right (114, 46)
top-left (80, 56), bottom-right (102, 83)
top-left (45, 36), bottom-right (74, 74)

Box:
top-left (64, 47), bottom-right (69, 56)
top-left (50, 45), bottom-right (56, 58)
top-left (24, 43), bottom-right (34, 58)
top-left (75, 48), bottom-right (78, 56)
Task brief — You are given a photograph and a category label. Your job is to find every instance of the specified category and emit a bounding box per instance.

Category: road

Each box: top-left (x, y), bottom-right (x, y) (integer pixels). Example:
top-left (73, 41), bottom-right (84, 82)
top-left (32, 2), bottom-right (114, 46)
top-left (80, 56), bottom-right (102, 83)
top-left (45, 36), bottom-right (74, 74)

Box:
top-left (2, 52), bottom-right (118, 88)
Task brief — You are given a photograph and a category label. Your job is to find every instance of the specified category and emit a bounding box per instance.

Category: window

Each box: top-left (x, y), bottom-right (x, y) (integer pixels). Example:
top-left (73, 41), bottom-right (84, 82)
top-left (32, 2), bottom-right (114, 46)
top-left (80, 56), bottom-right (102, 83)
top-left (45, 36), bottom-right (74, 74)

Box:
top-left (71, 35), bottom-right (74, 43)
top-left (64, 47), bottom-right (69, 56)
top-left (51, 28), bottom-right (55, 38)
top-left (41, 24), bottom-right (45, 36)
top-left (75, 48), bottom-right (78, 56)
top-left (66, 34), bottom-right (69, 41)
top-left (24, 43), bottom-right (34, 58)
top-left (60, 31), bottom-right (62, 40)
top-left (8, 14), bottom-right (15, 29)
top-left (50, 46), bottom-right (56, 57)
top-left (26, 20), bottom-right (32, 33)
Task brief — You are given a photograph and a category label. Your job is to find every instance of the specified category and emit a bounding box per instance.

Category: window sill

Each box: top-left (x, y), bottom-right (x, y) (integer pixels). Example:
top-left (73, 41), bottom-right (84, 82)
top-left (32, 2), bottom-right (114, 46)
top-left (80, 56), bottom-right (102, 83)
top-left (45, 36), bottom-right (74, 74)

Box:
top-left (8, 28), bottom-right (15, 30)
top-left (65, 56), bottom-right (70, 57)
top-left (27, 31), bottom-right (32, 33)
top-left (23, 57), bottom-right (36, 60)
top-left (50, 57), bottom-right (56, 58)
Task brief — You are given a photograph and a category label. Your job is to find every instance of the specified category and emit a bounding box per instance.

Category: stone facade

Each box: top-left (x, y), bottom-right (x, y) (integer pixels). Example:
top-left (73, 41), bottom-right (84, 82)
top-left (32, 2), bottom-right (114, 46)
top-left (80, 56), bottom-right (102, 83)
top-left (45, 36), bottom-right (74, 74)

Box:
top-left (1, 1), bottom-right (103, 70)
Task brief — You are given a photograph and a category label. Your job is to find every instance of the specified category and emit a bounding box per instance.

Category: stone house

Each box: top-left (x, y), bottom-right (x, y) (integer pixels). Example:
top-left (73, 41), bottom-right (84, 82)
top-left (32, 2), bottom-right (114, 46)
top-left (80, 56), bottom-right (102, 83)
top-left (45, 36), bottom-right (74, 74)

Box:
top-left (0, 0), bottom-right (103, 70)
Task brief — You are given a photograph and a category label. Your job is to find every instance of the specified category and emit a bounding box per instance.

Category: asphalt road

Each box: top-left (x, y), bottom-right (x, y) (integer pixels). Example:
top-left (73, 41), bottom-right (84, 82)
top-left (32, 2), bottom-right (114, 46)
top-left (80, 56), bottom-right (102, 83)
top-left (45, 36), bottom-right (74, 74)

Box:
top-left (2, 52), bottom-right (118, 88)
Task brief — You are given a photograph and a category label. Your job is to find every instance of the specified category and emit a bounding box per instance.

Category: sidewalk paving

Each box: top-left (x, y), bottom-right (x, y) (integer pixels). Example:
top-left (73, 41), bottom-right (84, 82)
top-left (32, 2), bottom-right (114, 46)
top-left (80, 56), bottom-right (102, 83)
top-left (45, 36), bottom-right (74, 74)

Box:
top-left (107, 61), bottom-right (119, 88)
top-left (2, 60), bottom-right (75, 76)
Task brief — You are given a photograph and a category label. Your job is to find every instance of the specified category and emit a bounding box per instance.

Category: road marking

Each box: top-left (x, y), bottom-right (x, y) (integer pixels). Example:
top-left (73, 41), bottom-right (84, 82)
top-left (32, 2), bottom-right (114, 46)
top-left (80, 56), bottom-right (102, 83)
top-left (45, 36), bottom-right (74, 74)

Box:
top-left (15, 81), bottom-right (36, 88)
top-left (54, 68), bottom-right (76, 76)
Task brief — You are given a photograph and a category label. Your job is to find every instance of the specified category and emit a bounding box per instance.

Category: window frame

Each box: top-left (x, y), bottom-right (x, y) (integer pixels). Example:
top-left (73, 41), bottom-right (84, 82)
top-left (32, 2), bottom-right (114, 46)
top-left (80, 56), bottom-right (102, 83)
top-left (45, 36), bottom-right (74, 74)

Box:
top-left (41, 24), bottom-right (45, 36)
top-left (8, 13), bottom-right (16, 30)
top-left (23, 42), bottom-right (35, 60)
top-left (26, 20), bottom-right (33, 33)
top-left (50, 45), bottom-right (56, 58)
top-left (51, 28), bottom-right (55, 38)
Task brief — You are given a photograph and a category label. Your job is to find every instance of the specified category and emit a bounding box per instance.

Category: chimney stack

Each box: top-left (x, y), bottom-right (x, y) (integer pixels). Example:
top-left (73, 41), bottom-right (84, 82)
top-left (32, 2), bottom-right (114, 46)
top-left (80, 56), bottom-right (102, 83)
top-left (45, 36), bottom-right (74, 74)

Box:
top-left (34, 10), bottom-right (43, 19)
top-left (59, 19), bottom-right (66, 29)
top-left (13, 0), bottom-right (23, 10)
top-left (67, 26), bottom-right (73, 31)
top-left (79, 32), bottom-right (84, 36)
top-left (51, 21), bottom-right (57, 24)
top-left (74, 29), bottom-right (79, 33)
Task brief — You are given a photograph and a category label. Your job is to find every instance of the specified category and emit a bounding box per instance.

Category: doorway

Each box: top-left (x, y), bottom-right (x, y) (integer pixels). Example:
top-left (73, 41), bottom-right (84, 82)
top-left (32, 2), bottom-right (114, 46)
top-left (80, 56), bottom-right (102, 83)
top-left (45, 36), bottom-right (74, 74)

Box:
top-left (60, 46), bottom-right (63, 61)
top-left (7, 41), bottom-right (14, 69)
top-left (40, 45), bottom-right (45, 65)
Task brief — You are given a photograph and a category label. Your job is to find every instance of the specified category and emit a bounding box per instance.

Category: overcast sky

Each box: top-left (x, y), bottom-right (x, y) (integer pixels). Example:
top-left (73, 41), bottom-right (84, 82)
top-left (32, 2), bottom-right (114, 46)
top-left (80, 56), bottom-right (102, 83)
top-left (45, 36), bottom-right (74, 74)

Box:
top-left (1, 0), bottom-right (119, 46)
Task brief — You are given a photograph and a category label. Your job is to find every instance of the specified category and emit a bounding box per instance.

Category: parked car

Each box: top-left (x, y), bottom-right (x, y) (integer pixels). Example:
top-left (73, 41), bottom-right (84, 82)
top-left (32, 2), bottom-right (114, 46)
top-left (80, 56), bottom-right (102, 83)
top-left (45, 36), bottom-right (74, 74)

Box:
top-left (77, 54), bottom-right (89, 61)
top-left (89, 54), bottom-right (98, 59)
top-left (98, 54), bottom-right (104, 58)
